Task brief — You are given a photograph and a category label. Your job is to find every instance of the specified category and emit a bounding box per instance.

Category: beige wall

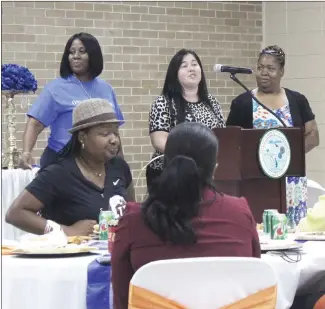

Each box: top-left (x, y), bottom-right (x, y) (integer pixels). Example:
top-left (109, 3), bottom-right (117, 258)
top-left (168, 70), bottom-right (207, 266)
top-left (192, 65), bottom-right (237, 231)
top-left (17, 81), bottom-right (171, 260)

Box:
top-left (1, 1), bottom-right (262, 200)
top-left (263, 1), bottom-right (325, 186)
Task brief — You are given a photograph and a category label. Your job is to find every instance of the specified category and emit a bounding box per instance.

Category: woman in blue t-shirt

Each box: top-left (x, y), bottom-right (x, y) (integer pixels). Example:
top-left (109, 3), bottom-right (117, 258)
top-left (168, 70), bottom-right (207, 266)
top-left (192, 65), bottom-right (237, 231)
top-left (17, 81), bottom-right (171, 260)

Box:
top-left (19, 32), bottom-right (124, 169)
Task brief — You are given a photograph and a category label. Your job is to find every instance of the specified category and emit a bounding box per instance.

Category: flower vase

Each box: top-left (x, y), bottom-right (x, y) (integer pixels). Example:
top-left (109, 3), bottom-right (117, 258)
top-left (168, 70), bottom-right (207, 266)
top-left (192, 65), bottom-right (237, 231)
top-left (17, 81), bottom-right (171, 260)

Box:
top-left (1, 63), bottom-right (38, 168)
top-left (3, 92), bottom-right (20, 169)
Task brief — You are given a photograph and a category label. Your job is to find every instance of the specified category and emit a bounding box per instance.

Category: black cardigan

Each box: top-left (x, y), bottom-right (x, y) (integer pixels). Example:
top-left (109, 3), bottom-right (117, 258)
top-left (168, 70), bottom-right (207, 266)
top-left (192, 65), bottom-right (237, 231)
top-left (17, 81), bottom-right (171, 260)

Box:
top-left (226, 88), bottom-right (315, 128)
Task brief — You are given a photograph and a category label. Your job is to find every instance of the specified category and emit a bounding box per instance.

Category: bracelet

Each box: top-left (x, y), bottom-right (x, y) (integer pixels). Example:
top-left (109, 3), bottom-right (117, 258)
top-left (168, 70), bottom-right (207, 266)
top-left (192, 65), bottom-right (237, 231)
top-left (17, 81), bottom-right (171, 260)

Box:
top-left (44, 220), bottom-right (61, 234)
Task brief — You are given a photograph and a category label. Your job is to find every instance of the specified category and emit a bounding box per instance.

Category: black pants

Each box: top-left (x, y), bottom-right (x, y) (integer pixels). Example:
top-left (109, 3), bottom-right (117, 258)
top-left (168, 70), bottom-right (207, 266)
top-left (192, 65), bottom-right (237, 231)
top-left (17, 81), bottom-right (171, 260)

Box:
top-left (146, 166), bottom-right (162, 194)
top-left (291, 274), bottom-right (325, 309)
top-left (40, 146), bottom-right (58, 168)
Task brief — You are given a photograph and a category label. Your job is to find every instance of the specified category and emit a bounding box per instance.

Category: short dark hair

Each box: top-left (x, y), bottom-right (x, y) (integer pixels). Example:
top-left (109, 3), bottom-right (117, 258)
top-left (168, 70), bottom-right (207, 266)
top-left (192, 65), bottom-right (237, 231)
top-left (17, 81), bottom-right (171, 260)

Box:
top-left (259, 45), bottom-right (286, 69)
top-left (162, 49), bottom-right (212, 124)
top-left (142, 122), bottom-right (218, 245)
top-left (60, 32), bottom-right (103, 79)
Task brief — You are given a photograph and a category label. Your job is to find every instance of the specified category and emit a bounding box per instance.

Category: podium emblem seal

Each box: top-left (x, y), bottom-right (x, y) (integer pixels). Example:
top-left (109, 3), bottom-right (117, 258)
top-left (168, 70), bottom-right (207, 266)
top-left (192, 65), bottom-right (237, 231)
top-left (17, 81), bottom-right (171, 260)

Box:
top-left (258, 129), bottom-right (291, 179)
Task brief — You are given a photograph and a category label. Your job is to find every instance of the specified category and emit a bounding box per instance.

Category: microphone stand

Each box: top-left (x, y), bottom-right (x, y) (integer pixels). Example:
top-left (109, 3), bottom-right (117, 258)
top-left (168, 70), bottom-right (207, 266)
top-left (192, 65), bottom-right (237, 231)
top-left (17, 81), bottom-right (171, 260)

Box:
top-left (229, 73), bottom-right (287, 128)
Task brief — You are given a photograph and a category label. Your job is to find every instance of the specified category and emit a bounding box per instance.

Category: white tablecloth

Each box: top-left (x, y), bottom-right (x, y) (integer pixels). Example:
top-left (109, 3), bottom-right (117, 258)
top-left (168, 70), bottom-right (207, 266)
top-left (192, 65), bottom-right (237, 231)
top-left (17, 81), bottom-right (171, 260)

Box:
top-left (262, 241), bottom-right (325, 309)
top-left (2, 242), bottom-right (325, 309)
top-left (1, 168), bottom-right (39, 241)
top-left (2, 254), bottom-right (97, 309)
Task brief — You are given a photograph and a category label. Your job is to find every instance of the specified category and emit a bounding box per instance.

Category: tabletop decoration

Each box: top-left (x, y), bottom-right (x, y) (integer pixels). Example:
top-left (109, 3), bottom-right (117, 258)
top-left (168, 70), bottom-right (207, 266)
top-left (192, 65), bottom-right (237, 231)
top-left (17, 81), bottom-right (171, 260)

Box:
top-left (1, 64), bottom-right (37, 169)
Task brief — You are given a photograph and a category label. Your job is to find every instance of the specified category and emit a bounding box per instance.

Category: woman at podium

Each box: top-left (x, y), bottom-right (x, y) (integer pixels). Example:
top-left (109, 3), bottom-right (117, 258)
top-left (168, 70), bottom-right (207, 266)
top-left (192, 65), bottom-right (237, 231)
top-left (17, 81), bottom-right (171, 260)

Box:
top-left (226, 45), bottom-right (319, 225)
top-left (147, 49), bottom-right (225, 191)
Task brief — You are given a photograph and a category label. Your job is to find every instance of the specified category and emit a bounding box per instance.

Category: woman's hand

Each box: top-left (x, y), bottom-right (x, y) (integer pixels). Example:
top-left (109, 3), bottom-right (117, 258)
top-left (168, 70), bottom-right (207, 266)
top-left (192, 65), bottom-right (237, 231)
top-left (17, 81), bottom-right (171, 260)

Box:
top-left (305, 119), bottom-right (319, 153)
top-left (21, 117), bottom-right (45, 169)
top-left (19, 152), bottom-right (33, 170)
top-left (63, 219), bottom-right (97, 236)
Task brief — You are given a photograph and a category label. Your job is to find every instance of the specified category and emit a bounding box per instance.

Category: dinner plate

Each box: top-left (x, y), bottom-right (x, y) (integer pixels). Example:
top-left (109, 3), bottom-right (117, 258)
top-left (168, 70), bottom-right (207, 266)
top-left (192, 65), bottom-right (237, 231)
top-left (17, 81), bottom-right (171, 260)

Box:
top-left (2, 245), bottom-right (16, 255)
top-left (12, 252), bottom-right (98, 258)
top-left (295, 232), bottom-right (325, 241)
top-left (260, 240), bottom-right (303, 252)
top-left (12, 245), bottom-right (97, 257)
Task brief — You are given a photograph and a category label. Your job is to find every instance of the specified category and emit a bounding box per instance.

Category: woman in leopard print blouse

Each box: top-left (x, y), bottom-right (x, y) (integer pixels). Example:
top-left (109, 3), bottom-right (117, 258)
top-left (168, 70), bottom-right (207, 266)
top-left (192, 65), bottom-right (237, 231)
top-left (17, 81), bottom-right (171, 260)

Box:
top-left (147, 49), bottom-right (225, 191)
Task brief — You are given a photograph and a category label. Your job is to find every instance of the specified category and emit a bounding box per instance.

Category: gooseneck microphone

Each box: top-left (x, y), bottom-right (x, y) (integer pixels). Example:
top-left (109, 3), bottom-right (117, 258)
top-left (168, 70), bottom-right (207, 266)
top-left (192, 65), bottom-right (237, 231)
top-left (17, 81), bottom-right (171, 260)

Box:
top-left (213, 64), bottom-right (253, 75)
top-left (214, 64), bottom-right (287, 127)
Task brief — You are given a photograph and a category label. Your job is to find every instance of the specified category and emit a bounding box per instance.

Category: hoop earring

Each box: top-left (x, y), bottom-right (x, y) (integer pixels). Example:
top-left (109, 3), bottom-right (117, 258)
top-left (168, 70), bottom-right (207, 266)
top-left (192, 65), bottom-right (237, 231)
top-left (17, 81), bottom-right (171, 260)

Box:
top-left (213, 163), bottom-right (219, 180)
top-left (80, 141), bottom-right (85, 149)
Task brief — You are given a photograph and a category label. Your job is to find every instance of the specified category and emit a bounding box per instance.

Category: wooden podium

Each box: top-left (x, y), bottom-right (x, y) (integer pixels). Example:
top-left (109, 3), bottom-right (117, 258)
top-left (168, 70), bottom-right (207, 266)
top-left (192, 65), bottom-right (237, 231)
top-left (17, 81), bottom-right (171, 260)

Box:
top-left (213, 127), bottom-right (306, 223)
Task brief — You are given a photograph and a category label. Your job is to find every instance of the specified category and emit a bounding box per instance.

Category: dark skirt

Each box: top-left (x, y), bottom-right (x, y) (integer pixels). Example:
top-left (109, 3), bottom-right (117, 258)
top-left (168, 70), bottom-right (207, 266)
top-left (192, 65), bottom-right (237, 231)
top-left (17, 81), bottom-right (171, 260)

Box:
top-left (291, 275), bottom-right (325, 309)
top-left (40, 146), bottom-right (58, 168)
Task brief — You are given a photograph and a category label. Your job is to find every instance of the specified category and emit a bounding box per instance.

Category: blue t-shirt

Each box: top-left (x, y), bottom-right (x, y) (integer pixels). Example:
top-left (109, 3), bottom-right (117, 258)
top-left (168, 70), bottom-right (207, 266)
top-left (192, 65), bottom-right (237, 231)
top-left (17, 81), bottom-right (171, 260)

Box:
top-left (27, 76), bottom-right (124, 152)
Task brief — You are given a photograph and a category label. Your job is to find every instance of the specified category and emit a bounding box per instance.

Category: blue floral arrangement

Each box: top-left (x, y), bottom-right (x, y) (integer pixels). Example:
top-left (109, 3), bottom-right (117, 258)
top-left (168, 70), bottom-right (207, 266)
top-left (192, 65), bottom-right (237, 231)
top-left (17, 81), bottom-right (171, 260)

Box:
top-left (1, 64), bottom-right (37, 93)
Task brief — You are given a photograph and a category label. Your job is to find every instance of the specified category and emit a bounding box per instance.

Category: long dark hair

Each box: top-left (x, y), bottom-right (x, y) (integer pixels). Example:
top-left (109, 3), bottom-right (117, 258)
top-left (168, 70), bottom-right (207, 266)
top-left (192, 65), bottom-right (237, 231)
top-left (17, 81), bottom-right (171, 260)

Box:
top-left (142, 122), bottom-right (219, 245)
top-left (38, 133), bottom-right (82, 173)
top-left (56, 132), bottom-right (82, 160)
top-left (60, 32), bottom-right (103, 79)
top-left (162, 49), bottom-right (213, 124)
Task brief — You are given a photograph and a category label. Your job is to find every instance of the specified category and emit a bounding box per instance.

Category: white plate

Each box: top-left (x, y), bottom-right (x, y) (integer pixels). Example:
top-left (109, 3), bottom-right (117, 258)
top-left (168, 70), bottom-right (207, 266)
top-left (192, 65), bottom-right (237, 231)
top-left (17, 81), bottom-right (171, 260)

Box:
top-left (295, 232), bottom-right (325, 241)
top-left (12, 245), bottom-right (97, 255)
top-left (260, 240), bottom-right (303, 251)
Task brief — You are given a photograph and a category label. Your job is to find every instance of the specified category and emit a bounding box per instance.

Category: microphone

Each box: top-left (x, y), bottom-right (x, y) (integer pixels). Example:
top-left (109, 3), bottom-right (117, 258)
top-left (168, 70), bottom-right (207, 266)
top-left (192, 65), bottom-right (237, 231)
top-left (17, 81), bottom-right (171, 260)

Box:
top-left (213, 64), bottom-right (253, 75)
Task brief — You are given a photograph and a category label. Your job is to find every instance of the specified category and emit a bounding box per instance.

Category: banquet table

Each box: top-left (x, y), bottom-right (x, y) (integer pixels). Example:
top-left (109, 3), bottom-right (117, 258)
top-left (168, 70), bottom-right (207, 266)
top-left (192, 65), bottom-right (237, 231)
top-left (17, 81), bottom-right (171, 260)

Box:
top-left (1, 168), bottom-right (39, 241)
top-left (2, 254), bottom-right (100, 309)
top-left (262, 241), bottom-right (325, 308)
top-left (2, 242), bottom-right (325, 309)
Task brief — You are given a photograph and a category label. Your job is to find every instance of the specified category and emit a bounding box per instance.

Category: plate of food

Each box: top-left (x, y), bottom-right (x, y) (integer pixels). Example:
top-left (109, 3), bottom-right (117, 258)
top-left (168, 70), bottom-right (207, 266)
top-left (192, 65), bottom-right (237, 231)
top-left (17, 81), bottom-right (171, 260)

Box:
top-left (12, 244), bottom-right (97, 257)
top-left (2, 245), bottom-right (16, 255)
top-left (260, 239), bottom-right (303, 252)
top-left (93, 224), bottom-right (99, 235)
top-left (68, 236), bottom-right (93, 245)
top-left (295, 231), bottom-right (325, 241)
top-left (12, 230), bottom-right (97, 257)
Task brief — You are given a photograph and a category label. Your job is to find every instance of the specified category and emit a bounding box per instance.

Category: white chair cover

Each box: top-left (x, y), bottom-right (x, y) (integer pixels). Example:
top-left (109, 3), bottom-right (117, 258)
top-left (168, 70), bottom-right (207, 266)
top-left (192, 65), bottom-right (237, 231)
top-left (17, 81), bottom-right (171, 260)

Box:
top-left (130, 257), bottom-right (277, 309)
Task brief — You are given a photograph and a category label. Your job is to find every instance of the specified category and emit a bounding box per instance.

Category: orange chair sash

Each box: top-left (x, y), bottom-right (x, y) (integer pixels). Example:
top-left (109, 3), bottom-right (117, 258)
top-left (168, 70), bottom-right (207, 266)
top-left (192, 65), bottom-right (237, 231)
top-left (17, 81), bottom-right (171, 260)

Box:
top-left (128, 284), bottom-right (277, 309)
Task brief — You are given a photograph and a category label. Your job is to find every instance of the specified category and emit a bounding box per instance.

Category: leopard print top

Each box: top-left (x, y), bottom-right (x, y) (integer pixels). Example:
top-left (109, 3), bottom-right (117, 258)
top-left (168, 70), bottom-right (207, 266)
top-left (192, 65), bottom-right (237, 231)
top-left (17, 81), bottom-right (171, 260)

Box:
top-left (148, 94), bottom-right (225, 171)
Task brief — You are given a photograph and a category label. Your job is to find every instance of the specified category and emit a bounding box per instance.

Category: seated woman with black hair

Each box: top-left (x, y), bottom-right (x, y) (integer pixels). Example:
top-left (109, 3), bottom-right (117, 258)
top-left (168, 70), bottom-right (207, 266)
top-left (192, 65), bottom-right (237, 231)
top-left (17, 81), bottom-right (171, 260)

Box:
top-left (5, 99), bottom-right (134, 237)
top-left (111, 122), bottom-right (260, 309)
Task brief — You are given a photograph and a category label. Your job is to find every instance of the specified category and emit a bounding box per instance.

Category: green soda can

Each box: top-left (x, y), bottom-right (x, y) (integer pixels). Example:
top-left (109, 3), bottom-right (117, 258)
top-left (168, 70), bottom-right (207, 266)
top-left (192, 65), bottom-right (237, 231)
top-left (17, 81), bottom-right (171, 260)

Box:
top-left (99, 210), bottom-right (114, 240)
top-left (262, 209), bottom-right (278, 237)
top-left (271, 213), bottom-right (288, 240)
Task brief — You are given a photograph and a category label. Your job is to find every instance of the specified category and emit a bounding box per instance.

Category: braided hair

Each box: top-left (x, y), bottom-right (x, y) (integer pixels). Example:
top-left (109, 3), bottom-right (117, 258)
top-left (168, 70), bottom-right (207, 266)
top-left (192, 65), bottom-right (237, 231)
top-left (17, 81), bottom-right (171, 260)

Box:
top-left (259, 45), bottom-right (286, 69)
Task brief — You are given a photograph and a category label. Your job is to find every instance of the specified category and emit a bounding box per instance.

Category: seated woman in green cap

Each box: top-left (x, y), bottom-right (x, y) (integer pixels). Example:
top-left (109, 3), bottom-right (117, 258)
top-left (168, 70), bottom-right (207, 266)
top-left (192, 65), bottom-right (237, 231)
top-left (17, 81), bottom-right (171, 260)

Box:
top-left (5, 98), bottom-right (134, 236)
